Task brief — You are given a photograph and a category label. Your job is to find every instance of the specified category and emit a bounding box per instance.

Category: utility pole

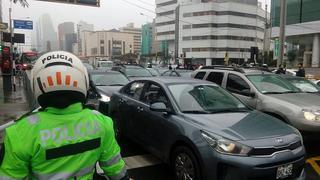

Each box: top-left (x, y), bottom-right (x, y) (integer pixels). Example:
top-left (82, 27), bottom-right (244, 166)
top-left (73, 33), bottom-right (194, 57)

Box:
top-left (263, 4), bottom-right (268, 65)
top-left (278, 0), bottom-right (287, 68)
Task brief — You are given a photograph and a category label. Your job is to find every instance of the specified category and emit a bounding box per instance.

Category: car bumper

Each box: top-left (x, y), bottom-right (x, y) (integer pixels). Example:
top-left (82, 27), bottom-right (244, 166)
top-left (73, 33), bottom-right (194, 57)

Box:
top-left (199, 146), bottom-right (305, 180)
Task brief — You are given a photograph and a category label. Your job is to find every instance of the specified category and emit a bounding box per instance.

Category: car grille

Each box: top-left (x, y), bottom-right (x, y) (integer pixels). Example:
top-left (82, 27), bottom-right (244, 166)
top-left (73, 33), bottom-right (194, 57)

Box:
top-left (249, 141), bottom-right (302, 156)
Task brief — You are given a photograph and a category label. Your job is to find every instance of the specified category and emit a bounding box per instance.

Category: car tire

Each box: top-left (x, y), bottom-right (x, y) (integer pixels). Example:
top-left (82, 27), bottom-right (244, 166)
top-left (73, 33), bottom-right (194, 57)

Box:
top-left (171, 146), bottom-right (201, 180)
top-left (112, 112), bottom-right (122, 139)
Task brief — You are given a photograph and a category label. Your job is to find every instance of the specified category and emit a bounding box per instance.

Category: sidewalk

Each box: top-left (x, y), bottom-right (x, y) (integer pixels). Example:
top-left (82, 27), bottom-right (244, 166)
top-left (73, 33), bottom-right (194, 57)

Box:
top-left (0, 76), bottom-right (30, 125)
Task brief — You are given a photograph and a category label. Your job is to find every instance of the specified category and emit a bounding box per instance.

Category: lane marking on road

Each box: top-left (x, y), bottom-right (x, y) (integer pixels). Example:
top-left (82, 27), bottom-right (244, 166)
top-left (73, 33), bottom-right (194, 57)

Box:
top-left (124, 154), bottom-right (163, 170)
top-left (306, 156), bottom-right (320, 176)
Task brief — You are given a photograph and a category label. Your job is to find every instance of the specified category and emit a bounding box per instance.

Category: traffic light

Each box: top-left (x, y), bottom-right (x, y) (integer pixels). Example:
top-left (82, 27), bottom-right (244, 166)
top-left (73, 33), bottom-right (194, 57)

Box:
top-left (1, 46), bottom-right (12, 74)
top-left (0, 45), bottom-right (2, 53)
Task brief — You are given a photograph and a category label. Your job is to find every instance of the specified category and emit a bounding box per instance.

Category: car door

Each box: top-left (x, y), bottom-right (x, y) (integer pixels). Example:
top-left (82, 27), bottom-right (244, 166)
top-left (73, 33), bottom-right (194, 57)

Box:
top-left (134, 82), bottom-right (173, 157)
top-left (225, 73), bottom-right (257, 108)
top-left (119, 81), bottom-right (146, 136)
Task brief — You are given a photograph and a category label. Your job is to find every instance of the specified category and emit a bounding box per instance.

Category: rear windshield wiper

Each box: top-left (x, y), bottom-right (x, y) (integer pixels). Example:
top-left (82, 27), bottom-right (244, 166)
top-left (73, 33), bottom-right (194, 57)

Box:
top-left (182, 110), bottom-right (210, 114)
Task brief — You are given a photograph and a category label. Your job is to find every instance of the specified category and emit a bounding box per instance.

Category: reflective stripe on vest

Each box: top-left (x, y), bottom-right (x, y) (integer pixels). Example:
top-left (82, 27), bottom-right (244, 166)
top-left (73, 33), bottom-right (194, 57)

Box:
top-left (32, 163), bottom-right (95, 180)
top-left (99, 153), bottom-right (122, 167)
top-left (108, 168), bottom-right (127, 180)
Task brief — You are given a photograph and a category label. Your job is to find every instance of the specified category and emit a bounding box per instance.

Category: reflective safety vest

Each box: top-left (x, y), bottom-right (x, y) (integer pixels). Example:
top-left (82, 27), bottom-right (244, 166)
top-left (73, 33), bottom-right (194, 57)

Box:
top-left (0, 103), bottom-right (127, 180)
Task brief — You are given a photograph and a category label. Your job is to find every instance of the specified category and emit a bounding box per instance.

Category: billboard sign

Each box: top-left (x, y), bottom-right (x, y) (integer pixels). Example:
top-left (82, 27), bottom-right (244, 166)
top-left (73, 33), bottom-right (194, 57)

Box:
top-left (2, 32), bottom-right (25, 43)
top-left (36, 0), bottom-right (100, 7)
top-left (13, 20), bottom-right (33, 30)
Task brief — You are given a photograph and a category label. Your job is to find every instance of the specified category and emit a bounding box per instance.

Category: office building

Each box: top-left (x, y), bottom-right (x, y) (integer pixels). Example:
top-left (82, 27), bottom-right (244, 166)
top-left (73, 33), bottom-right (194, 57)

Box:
top-left (82, 30), bottom-right (135, 58)
top-left (36, 14), bottom-right (58, 52)
top-left (119, 23), bottom-right (141, 54)
top-left (155, 0), bottom-right (267, 65)
top-left (271, 0), bottom-right (320, 67)
top-left (58, 22), bottom-right (75, 51)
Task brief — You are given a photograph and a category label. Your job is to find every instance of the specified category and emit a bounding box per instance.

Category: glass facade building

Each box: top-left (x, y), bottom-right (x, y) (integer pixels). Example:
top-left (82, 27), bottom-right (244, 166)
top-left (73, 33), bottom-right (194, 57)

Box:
top-left (141, 23), bottom-right (153, 55)
top-left (271, 0), bottom-right (320, 27)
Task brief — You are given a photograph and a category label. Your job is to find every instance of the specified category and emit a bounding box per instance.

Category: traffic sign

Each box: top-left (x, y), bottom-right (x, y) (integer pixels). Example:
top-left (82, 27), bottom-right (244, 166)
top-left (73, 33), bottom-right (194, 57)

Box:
top-left (13, 20), bottom-right (33, 30)
top-left (36, 0), bottom-right (100, 7)
top-left (0, 22), bottom-right (8, 30)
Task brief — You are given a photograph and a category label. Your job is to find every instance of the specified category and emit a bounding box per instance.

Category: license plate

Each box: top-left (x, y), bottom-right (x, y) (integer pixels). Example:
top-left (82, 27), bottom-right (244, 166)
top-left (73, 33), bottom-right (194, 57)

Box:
top-left (276, 164), bottom-right (293, 179)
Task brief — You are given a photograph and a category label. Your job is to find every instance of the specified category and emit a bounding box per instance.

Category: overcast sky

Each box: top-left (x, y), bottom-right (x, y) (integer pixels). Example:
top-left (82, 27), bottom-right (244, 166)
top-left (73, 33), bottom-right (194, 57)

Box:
top-left (2, 0), bottom-right (270, 32)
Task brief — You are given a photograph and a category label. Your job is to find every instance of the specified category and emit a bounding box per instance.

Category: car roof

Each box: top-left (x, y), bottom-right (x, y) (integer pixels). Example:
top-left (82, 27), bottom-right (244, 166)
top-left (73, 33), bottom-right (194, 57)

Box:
top-left (88, 70), bottom-right (122, 75)
top-left (114, 64), bottom-right (144, 68)
top-left (129, 76), bottom-right (213, 85)
top-left (197, 67), bottom-right (272, 75)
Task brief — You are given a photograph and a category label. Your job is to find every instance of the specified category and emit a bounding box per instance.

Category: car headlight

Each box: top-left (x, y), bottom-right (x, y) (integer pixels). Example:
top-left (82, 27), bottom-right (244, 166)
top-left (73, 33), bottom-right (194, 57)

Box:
top-left (99, 94), bottom-right (110, 102)
top-left (201, 131), bottom-right (252, 156)
top-left (288, 125), bottom-right (304, 146)
top-left (302, 110), bottom-right (320, 121)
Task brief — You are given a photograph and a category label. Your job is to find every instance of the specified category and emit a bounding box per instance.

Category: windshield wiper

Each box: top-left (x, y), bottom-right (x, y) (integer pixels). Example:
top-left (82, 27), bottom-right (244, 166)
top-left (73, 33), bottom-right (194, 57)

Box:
top-left (263, 92), bottom-right (286, 94)
top-left (182, 110), bottom-right (210, 114)
top-left (264, 91), bottom-right (299, 94)
top-left (109, 84), bottom-right (125, 86)
top-left (209, 108), bottom-right (249, 114)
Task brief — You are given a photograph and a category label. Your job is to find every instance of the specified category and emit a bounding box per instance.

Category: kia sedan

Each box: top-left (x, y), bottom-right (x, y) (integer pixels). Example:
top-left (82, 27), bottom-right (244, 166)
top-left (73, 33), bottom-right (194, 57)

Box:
top-left (109, 77), bottom-right (305, 180)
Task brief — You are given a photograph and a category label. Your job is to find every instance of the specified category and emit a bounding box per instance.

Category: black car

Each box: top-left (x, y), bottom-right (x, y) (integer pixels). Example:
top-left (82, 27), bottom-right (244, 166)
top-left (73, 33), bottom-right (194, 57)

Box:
top-left (109, 77), bottom-right (305, 180)
top-left (161, 69), bottom-right (193, 78)
top-left (87, 70), bottom-right (129, 115)
top-left (111, 64), bottom-right (152, 80)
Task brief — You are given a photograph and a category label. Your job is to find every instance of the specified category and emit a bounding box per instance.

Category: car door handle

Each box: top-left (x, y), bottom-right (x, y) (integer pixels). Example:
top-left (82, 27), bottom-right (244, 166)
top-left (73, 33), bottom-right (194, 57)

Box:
top-left (137, 107), bottom-right (144, 112)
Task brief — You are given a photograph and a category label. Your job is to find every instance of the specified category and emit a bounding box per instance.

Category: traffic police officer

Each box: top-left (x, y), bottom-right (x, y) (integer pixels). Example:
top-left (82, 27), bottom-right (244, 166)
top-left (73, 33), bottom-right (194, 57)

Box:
top-left (0, 51), bottom-right (129, 180)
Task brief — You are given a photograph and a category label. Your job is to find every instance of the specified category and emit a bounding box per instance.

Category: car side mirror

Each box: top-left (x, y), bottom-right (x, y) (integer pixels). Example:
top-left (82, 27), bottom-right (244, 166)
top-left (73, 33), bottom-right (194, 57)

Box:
top-left (241, 89), bottom-right (256, 98)
top-left (150, 102), bottom-right (168, 112)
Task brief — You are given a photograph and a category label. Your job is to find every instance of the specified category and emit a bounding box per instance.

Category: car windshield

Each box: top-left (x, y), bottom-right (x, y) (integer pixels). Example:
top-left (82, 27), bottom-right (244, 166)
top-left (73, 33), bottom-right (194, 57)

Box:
top-left (91, 73), bottom-right (129, 86)
top-left (247, 74), bottom-right (301, 94)
top-left (147, 68), bottom-right (160, 76)
top-left (126, 68), bottom-right (152, 77)
top-left (168, 84), bottom-right (248, 113)
top-left (99, 61), bottom-right (113, 67)
top-left (84, 63), bottom-right (94, 70)
top-left (179, 72), bottom-right (193, 78)
top-left (286, 78), bottom-right (320, 93)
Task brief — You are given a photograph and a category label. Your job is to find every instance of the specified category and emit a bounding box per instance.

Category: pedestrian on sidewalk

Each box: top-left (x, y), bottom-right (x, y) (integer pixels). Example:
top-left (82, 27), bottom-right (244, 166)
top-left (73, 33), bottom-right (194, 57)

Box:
top-left (296, 63), bottom-right (305, 78)
top-left (0, 51), bottom-right (129, 180)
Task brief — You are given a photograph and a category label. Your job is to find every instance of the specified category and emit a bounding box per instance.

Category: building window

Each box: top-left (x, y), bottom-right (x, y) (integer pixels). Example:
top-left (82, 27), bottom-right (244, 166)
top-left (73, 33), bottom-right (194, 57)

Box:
top-left (156, 21), bottom-right (176, 27)
top-left (182, 10), bottom-right (265, 21)
top-left (157, 10), bottom-right (175, 16)
top-left (183, 25), bottom-right (192, 29)
top-left (100, 40), bottom-right (104, 44)
top-left (100, 47), bottom-right (105, 55)
top-left (182, 35), bottom-right (261, 42)
top-left (157, 31), bottom-right (175, 36)
top-left (156, 0), bottom-right (177, 7)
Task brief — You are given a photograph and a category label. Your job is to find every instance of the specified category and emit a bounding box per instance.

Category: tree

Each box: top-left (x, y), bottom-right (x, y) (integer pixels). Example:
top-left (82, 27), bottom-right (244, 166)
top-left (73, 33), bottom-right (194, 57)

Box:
top-left (12, 0), bottom-right (29, 7)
